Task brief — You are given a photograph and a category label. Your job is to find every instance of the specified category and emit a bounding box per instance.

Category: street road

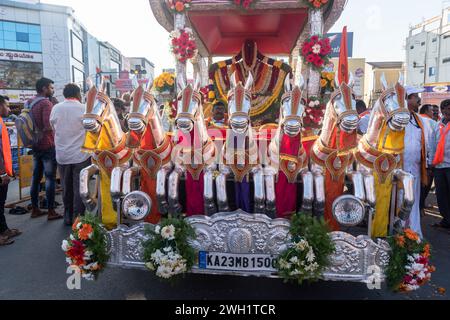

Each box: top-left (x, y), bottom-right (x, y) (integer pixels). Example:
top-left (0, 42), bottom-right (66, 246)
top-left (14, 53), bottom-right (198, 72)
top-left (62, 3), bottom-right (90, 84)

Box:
top-left (0, 185), bottom-right (449, 300)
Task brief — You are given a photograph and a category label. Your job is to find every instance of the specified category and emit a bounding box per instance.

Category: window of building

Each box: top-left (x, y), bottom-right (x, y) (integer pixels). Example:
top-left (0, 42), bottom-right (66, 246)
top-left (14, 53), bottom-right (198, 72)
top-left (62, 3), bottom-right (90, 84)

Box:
top-left (110, 60), bottom-right (120, 83)
top-left (71, 31), bottom-right (84, 63)
top-left (0, 60), bottom-right (43, 90)
top-left (421, 42), bottom-right (425, 46)
top-left (443, 57), bottom-right (450, 64)
top-left (72, 66), bottom-right (85, 89)
top-left (429, 67), bottom-right (436, 76)
top-left (432, 38), bottom-right (437, 43)
top-left (0, 20), bottom-right (41, 52)
top-left (410, 45), bottom-right (414, 50)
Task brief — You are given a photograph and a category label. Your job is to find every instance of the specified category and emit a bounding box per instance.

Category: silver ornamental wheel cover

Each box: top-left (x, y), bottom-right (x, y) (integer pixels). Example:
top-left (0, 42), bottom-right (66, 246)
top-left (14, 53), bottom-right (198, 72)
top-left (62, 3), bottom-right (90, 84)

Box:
top-left (105, 211), bottom-right (391, 282)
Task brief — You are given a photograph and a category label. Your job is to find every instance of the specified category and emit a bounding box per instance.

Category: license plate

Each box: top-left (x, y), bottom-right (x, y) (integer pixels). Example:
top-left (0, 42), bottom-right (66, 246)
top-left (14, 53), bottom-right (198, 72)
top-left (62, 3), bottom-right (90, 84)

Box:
top-left (198, 252), bottom-right (278, 272)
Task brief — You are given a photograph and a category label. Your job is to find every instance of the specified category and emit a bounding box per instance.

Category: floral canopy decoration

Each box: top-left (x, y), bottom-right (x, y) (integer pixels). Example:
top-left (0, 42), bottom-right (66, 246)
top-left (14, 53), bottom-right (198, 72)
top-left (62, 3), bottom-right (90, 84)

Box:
top-left (166, 0), bottom-right (192, 13)
top-left (304, 0), bottom-right (330, 10)
top-left (276, 214), bottom-right (334, 284)
top-left (170, 28), bottom-right (198, 63)
top-left (386, 229), bottom-right (435, 292)
top-left (62, 215), bottom-right (109, 281)
top-left (142, 218), bottom-right (196, 280)
top-left (154, 72), bottom-right (176, 93)
top-left (233, 0), bottom-right (256, 10)
top-left (301, 35), bottom-right (332, 71)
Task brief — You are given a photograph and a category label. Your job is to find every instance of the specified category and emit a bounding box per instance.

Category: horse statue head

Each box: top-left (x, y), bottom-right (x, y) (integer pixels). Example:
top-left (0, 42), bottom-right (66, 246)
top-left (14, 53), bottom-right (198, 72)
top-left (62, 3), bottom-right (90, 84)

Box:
top-left (128, 79), bottom-right (157, 134)
top-left (317, 73), bottom-right (359, 149)
top-left (364, 73), bottom-right (410, 149)
top-left (227, 73), bottom-right (254, 134)
top-left (126, 78), bottom-right (167, 149)
top-left (82, 77), bottom-right (126, 151)
top-left (279, 75), bottom-right (306, 138)
top-left (175, 76), bottom-right (204, 135)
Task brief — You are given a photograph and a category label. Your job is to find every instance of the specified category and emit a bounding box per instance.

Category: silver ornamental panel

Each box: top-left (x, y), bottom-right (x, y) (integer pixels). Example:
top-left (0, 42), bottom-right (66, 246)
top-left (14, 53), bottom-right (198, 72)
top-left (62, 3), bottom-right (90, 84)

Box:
top-left (105, 211), bottom-right (391, 282)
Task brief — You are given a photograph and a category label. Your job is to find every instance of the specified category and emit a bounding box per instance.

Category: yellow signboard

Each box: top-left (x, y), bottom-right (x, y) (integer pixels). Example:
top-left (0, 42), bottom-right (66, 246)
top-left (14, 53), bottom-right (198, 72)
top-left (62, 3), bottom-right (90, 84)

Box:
top-left (19, 155), bottom-right (34, 189)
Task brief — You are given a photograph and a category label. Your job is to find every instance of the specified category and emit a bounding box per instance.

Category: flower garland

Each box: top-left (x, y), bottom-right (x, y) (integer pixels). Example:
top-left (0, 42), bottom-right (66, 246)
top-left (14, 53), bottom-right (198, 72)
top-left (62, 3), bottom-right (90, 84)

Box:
top-left (142, 218), bottom-right (196, 279)
top-left (386, 229), bottom-right (435, 292)
top-left (166, 0), bottom-right (191, 13)
top-left (154, 72), bottom-right (175, 93)
top-left (277, 214), bottom-right (335, 284)
top-left (233, 0), bottom-right (255, 10)
top-left (304, 0), bottom-right (329, 9)
top-left (301, 35), bottom-right (332, 70)
top-left (163, 99), bottom-right (178, 126)
top-left (62, 215), bottom-right (110, 281)
top-left (303, 96), bottom-right (325, 128)
top-left (170, 28), bottom-right (198, 63)
top-left (320, 71), bottom-right (335, 93)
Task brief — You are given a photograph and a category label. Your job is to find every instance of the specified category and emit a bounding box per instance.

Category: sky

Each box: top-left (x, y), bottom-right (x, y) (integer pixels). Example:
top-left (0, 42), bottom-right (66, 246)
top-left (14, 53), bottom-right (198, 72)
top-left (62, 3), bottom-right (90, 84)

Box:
top-left (40, 0), bottom-right (450, 74)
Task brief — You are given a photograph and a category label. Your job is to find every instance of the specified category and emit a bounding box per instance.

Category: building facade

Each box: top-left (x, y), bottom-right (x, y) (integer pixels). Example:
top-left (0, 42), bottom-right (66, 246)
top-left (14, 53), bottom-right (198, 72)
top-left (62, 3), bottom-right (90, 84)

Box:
top-left (406, 6), bottom-right (450, 87)
top-left (0, 0), bottom-right (154, 106)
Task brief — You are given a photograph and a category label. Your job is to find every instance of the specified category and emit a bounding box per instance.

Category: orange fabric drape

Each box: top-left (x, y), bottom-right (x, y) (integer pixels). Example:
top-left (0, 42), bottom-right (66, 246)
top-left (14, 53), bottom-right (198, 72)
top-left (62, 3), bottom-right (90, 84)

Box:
top-left (433, 122), bottom-right (450, 166)
top-left (324, 128), bottom-right (357, 231)
top-left (0, 118), bottom-right (13, 176)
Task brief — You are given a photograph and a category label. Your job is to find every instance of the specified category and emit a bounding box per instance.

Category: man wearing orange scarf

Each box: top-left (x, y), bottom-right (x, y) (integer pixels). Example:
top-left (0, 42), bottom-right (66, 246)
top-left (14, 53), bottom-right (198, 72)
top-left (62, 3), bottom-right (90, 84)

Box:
top-left (404, 87), bottom-right (429, 238)
top-left (0, 95), bottom-right (22, 246)
top-left (432, 99), bottom-right (450, 231)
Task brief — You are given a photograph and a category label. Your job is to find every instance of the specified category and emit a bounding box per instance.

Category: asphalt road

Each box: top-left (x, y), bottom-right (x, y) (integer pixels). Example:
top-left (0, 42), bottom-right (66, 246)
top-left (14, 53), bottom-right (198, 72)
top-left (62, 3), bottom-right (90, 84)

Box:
top-left (1, 201), bottom-right (449, 301)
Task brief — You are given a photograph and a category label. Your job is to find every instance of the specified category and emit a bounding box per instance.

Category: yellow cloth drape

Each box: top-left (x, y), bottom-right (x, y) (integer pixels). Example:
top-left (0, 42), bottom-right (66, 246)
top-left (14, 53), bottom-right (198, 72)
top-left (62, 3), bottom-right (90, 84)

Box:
top-left (82, 124), bottom-right (119, 229)
top-left (371, 125), bottom-right (405, 238)
top-left (100, 170), bottom-right (116, 230)
top-left (372, 173), bottom-right (393, 238)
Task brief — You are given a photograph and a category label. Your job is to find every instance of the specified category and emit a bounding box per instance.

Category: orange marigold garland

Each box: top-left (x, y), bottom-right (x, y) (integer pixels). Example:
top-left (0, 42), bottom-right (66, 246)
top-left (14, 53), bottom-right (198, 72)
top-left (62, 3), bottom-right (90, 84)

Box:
top-left (166, 0), bottom-right (192, 13)
top-left (62, 215), bottom-right (109, 281)
top-left (304, 0), bottom-right (329, 9)
top-left (387, 229), bottom-right (435, 292)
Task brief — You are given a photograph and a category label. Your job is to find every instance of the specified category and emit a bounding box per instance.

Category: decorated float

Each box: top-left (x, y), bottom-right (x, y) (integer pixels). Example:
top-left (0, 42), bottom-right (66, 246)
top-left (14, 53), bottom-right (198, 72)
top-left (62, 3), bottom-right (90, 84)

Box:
top-left (69, 0), bottom-right (435, 291)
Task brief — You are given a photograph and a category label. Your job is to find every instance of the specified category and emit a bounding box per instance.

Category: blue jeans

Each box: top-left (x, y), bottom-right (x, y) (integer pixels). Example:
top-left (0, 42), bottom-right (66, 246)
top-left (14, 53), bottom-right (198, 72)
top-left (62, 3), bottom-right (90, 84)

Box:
top-left (31, 148), bottom-right (56, 209)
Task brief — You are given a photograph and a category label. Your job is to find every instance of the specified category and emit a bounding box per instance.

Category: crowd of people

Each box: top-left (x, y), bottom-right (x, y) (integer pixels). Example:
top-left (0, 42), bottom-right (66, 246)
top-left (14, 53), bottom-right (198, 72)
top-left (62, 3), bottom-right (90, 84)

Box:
top-left (0, 78), bottom-right (449, 246)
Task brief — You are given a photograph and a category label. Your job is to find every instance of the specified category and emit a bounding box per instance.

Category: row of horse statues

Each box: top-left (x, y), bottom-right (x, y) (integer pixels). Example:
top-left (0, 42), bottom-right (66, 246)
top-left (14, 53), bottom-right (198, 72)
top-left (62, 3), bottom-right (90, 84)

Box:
top-left (79, 73), bottom-right (415, 239)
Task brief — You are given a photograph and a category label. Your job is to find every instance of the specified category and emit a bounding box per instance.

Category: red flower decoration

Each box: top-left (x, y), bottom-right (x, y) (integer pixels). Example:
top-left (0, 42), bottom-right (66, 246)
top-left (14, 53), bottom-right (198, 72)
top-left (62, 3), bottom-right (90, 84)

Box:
top-left (300, 35), bottom-right (332, 70)
top-left (170, 28), bottom-right (198, 63)
top-left (233, 0), bottom-right (255, 10)
top-left (305, 0), bottom-right (329, 10)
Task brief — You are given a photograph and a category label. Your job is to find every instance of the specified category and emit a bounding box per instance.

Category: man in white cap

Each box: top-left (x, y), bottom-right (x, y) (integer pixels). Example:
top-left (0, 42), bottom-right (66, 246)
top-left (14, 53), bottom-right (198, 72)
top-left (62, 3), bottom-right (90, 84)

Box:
top-left (403, 86), bottom-right (431, 238)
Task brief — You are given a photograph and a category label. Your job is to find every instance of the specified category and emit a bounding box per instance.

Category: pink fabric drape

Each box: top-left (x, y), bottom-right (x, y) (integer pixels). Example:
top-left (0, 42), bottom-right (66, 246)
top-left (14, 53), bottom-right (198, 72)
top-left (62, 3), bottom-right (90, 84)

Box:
top-left (276, 134), bottom-right (301, 219)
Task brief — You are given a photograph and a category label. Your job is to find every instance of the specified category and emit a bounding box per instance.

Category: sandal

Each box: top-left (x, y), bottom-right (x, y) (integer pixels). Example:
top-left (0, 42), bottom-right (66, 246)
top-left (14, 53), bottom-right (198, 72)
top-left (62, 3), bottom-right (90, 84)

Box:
top-left (0, 235), bottom-right (14, 246)
top-left (2, 229), bottom-right (22, 239)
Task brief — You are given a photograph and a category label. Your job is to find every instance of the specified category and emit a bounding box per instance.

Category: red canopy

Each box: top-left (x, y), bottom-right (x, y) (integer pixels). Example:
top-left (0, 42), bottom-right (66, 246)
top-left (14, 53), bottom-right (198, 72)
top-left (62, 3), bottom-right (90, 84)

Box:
top-left (188, 9), bottom-right (308, 56)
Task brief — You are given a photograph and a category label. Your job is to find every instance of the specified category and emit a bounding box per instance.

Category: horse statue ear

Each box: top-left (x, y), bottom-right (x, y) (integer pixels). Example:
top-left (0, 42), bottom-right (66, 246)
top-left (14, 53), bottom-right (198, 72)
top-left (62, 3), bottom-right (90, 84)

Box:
top-left (348, 73), bottom-right (355, 88)
top-left (398, 72), bottom-right (405, 87)
top-left (86, 77), bottom-right (95, 90)
top-left (194, 74), bottom-right (202, 91)
top-left (284, 75), bottom-right (292, 93)
top-left (245, 72), bottom-right (254, 91)
top-left (297, 74), bottom-right (305, 91)
top-left (145, 75), bottom-right (154, 92)
top-left (100, 76), bottom-right (108, 93)
top-left (177, 75), bottom-right (187, 93)
top-left (334, 72), bottom-right (341, 89)
top-left (381, 73), bottom-right (389, 91)
top-left (230, 72), bottom-right (237, 89)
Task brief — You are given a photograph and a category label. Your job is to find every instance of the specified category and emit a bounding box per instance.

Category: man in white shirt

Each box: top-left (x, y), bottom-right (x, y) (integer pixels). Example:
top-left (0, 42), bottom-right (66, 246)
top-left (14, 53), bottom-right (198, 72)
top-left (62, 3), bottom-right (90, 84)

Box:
top-left (403, 86), bottom-right (430, 238)
top-left (50, 84), bottom-right (91, 226)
